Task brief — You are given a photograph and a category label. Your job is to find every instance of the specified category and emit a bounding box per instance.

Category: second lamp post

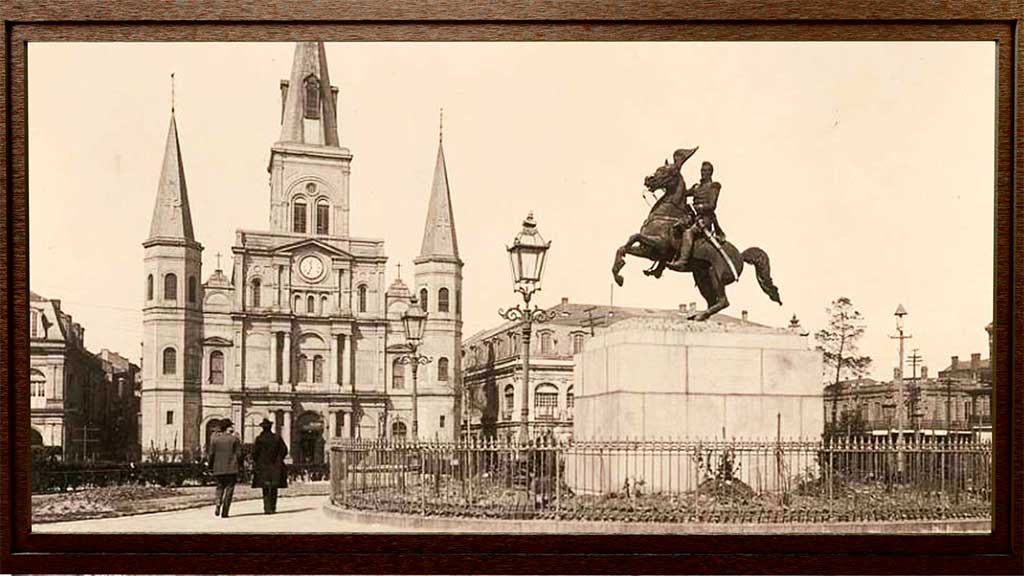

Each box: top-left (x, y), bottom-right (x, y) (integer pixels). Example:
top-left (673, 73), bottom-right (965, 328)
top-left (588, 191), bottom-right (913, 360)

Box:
top-left (399, 296), bottom-right (432, 441)
top-left (499, 213), bottom-right (558, 441)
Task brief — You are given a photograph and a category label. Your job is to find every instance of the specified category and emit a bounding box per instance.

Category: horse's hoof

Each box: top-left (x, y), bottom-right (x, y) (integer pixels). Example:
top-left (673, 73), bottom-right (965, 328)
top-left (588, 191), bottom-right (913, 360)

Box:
top-left (614, 274), bottom-right (624, 287)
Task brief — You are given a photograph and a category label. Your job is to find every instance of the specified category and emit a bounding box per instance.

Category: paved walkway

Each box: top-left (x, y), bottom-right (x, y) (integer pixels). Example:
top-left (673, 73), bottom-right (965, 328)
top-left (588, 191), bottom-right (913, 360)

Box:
top-left (33, 495), bottom-right (422, 533)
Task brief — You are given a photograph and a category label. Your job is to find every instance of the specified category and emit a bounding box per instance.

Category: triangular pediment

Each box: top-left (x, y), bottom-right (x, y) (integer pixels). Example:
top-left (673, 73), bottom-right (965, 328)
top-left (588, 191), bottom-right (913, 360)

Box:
top-left (276, 238), bottom-right (354, 259)
top-left (203, 336), bottom-right (233, 347)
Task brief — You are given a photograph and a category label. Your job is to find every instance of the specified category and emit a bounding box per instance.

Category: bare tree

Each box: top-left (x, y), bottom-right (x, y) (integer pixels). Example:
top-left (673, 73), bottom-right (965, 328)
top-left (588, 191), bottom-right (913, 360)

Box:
top-left (815, 297), bottom-right (873, 436)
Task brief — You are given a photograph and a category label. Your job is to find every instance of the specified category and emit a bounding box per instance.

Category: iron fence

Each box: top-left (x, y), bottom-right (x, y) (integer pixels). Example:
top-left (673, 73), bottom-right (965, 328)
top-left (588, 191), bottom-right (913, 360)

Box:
top-left (329, 436), bottom-right (992, 523)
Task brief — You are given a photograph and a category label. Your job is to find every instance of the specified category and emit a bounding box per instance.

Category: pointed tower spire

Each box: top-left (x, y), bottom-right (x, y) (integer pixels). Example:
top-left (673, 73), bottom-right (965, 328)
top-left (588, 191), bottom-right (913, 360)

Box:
top-left (148, 112), bottom-right (195, 241)
top-left (279, 41), bottom-right (339, 146)
top-left (417, 135), bottom-right (460, 262)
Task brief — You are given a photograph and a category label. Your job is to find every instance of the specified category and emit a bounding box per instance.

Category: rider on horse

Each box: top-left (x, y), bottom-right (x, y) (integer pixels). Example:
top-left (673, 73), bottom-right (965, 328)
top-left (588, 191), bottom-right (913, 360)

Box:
top-left (667, 160), bottom-right (725, 272)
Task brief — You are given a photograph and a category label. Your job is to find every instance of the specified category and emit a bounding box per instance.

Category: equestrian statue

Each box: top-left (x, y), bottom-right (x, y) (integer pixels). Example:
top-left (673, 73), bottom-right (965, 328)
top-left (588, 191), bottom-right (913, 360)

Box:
top-left (611, 147), bottom-right (782, 321)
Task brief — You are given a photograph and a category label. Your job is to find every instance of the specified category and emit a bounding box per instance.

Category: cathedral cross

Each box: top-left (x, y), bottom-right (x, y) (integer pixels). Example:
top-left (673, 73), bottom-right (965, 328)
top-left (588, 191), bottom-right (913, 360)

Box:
top-left (396, 262), bottom-right (402, 279)
top-left (215, 252), bottom-right (222, 270)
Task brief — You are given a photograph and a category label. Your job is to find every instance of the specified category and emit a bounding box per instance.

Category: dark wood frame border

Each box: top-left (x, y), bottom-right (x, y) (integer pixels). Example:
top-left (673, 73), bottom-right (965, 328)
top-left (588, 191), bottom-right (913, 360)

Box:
top-left (1, 1), bottom-right (1020, 574)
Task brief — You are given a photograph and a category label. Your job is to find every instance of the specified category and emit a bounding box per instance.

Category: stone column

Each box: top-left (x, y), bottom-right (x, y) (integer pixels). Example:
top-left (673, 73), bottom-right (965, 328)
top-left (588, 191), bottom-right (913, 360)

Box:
top-left (340, 334), bottom-right (350, 391)
top-left (282, 331), bottom-right (291, 385)
top-left (329, 334), bottom-right (338, 389)
top-left (282, 407), bottom-right (293, 462)
top-left (270, 331), bottom-right (279, 385)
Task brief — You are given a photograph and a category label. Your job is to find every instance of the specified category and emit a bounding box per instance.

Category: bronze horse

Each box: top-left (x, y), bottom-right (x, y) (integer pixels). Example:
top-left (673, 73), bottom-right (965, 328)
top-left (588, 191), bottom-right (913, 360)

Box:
top-left (611, 161), bottom-right (782, 321)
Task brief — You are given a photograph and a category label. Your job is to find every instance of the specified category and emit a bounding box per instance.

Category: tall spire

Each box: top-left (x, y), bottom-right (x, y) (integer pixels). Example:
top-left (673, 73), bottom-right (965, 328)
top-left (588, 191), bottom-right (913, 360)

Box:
top-left (278, 41), bottom-right (339, 146)
top-left (417, 134), bottom-right (460, 261)
top-left (148, 111), bottom-right (195, 242)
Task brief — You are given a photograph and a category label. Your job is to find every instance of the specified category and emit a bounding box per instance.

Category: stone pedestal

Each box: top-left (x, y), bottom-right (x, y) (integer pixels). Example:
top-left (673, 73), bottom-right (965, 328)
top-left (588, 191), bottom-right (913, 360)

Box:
top-left (573, 317), bottom-right (823, 441)
top-left (567, 317), bottom-right (823, 495)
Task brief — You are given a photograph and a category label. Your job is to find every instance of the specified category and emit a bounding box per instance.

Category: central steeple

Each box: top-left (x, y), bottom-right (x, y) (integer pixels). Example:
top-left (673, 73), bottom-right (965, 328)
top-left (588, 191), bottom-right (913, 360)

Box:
top-left (269, 42), bottom-right (352, 237)
top-left (278, 42), bottom-right (340, 147)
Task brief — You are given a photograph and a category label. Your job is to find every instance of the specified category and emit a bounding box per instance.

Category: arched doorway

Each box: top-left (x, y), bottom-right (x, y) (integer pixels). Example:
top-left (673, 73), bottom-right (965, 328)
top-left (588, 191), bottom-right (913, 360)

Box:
top-left (391, 421), bottom-right (407, 439)
top-left (296, 412), bottom-right (325, 464)
top-left (204, 418), bottom-right (224, 451)
top-left (30, 427), bottom-right (44, 447)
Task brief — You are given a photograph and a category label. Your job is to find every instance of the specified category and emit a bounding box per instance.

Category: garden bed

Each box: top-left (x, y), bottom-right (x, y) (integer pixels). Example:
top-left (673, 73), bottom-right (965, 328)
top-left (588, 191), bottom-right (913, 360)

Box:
top-left (336, 481), bottom-right (990, 524)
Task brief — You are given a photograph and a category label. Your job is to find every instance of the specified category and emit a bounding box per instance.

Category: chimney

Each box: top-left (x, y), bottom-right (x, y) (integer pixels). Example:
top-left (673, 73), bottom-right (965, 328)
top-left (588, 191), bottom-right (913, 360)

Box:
top-left (561, 297), bottom-right (569, 305)
top-left (950, 355), bottom-right (959, 370)
top-left (679, 304), bottom-right (687, 312)
top-left (970, 353), bottom-right (981, 370)
top-left (893, 367), bottom-right (901, 380)
top-left (741, 310), bottom-right (748, 322)
top-left (689, 302), bottom-right (697, 312)
top-left (921, 366), bottom-right (928, 379)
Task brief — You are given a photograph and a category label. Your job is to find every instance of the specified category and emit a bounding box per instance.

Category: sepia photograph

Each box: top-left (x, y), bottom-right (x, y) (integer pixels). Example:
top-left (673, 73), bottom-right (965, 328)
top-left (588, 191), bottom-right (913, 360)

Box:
top-left (26, 40), bottom-right (995, 535)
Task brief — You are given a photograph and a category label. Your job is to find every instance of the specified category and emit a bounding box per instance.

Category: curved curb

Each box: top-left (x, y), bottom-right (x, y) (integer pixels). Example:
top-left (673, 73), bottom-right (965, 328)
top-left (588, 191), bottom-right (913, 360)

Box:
top-left (322, 502), bottom-right (991, 534)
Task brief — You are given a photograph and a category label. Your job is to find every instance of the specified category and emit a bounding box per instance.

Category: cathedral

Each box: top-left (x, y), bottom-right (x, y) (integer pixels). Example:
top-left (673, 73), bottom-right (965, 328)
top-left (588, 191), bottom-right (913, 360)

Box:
top-left (140, 42), bottom-right (463, 462)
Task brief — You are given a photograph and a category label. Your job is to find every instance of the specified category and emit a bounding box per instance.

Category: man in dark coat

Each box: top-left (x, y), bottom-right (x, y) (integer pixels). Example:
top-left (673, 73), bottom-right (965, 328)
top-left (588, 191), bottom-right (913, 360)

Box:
top-left (208, 418), bottom-right (241, 518)
top-left (251, 418), bottom-right (289, 514)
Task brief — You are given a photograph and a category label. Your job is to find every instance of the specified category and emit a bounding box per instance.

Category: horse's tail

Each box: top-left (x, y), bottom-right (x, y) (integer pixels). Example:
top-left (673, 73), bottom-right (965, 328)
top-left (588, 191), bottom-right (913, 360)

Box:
top-left (741, 247), bottom-right (782, 305)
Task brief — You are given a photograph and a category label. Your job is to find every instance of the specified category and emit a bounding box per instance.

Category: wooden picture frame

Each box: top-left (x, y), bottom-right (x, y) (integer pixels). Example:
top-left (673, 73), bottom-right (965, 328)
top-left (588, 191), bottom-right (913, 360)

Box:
top-left (1, 1), bottom-right (1020, 573)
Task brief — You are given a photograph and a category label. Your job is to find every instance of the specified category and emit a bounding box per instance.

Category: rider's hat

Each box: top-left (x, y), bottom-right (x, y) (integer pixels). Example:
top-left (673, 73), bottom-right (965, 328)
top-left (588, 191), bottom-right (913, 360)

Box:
top-left (672, 147), bottom-right (699, 166)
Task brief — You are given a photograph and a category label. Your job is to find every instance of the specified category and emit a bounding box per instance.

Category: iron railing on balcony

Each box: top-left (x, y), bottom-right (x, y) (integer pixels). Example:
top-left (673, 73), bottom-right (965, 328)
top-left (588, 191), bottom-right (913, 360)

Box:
top-left (329, 436), bottom-right (992, 523)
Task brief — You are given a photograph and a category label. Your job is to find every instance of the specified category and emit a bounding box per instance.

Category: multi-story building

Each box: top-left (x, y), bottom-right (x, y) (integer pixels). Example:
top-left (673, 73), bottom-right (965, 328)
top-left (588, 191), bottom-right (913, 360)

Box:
top-left (461, 299), bottom-right (754, 441)
top-left (29, 292), bottom-right (139, 461)
top-left (141, 42), bottom-right (462, 462)
top-left (824, 325), bottom-right (993, 440)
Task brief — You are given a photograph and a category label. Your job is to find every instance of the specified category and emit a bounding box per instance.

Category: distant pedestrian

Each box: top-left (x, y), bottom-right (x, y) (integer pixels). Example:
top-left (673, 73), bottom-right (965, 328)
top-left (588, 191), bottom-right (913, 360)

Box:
top-left (208, 418), bottom-right (241, 518)
top-left (251, 418), bottom-right (289, 514)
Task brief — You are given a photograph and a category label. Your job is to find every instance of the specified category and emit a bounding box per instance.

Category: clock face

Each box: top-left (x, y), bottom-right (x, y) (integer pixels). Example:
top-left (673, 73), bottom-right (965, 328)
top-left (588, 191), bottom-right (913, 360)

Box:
top-left (299, 255), bottom-right (324, 281)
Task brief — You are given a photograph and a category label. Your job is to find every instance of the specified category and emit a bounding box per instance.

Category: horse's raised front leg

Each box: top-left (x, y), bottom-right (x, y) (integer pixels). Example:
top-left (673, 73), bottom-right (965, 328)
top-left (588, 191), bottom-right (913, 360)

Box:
top-left (643, 260), bottom-right (666, 279)
top-left (612, 234), bottom-right (644, 287)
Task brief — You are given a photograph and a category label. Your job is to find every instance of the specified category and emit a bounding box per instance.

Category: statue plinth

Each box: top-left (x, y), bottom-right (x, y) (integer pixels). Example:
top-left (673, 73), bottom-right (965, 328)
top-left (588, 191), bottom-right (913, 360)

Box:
top-left (573, 317), bottom-right (823, 441)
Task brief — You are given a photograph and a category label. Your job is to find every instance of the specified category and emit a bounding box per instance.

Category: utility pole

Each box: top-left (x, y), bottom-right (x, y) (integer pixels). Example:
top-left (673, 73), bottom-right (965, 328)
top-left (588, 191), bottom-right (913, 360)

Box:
top-left (907, 349), bottom-right (923, 433)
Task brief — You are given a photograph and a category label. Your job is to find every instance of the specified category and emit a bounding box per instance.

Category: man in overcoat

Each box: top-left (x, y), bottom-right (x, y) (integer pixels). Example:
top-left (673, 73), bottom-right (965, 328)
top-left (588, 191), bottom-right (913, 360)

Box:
top-left (251, 418), bottom-right (289, 514)
top-left (208, 418), bottom-right (241, 518)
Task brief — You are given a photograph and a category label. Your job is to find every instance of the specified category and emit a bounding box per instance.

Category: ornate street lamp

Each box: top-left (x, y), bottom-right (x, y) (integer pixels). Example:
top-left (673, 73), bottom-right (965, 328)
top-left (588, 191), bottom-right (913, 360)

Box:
top-left (499, 213), bottom-right (558, 441)
top-left (399, 296), bottom-right (432, 441)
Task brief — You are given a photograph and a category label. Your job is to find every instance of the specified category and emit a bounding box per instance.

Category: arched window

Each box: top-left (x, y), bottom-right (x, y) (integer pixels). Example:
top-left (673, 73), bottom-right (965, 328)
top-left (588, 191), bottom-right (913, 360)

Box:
top-left (572, 333), bottom-right (585, 354)
top-left (297, 354), bottom-right (308, 382)
top-left (209, 351), bottom-right (224, 385)
top-left (320, 295), bottom-right (329, 316)
top-left (392, 358), bottom-right (405, 389)
top-left (251, 279), bottom-right (261, 308)
top-left (567, 386), bottom-right (575, 417)
top-left (391, 421), bottom-right (407, 439)
top-left (316, 199), bottom-right (330, 235)
top-left (438, 287), bottom-right (450, 313)
top-left (540, 331), bottom-right (553, 355)
top-left (162, 347), bottom-right (177, 375)
top-left (419, 288), bottom-right (429, 312)
top-left (303, 74), bottom-right (320, 119)
top-left (164, 273), bottom-right (177, 300)
top-left (358, 285), bottom-right (367, 313)
top-left (503, 385), bottom-right (515, 420)
top-left (306, 295), bottom-right (315, 315)
top-left (147, 274), bottom-right (154, 300)
top-left (313, 355), bottom-right (324, 383)
top-left (30, 369), bottom-right (46, 409)
top-left (293, 198), bottom-right (307, 233)
top-left (535, 383), bottom-right (559, 420)
top-left (437, 357), bottom-right (449, 381)
top-left (188, 276), bottom-right (197, 303)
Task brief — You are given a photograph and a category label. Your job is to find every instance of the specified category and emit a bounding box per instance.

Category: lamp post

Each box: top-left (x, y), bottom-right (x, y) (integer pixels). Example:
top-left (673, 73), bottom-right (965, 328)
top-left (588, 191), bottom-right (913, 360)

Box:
top-left (399, 296), bottom-right (431, 441)
top-left (499, 213), bottom-right (558, 442)
top-left (890, 304), bottom-right (911, 472)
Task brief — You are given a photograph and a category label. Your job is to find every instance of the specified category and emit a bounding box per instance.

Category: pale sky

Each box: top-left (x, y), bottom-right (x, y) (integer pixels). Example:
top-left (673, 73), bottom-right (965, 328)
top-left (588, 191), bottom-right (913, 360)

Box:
top-left (28, 42), bottom-right (995, 380)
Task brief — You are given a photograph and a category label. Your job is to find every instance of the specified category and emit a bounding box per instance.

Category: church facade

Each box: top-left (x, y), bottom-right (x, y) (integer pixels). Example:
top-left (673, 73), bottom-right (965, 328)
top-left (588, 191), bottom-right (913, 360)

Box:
top-left (140, 42), bottom-right (463, 462)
